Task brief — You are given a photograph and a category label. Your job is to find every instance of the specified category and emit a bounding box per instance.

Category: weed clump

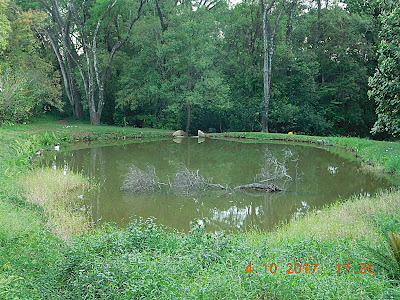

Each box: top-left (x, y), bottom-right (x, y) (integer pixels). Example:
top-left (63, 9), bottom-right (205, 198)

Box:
top-left (20, 168), bottom-right (91, 240)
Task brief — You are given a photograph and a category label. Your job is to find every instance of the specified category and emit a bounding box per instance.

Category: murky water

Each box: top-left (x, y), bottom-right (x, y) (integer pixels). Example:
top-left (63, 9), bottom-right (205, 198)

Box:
top-left (39, 138), bottom-right (394, 232)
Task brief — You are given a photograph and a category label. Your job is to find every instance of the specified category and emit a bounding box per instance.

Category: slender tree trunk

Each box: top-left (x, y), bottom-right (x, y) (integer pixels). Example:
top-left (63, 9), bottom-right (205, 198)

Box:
top-left (286, 0), bottom-right (296, 44)
top-left (72, 90), bottom-right (83, 119)
top-left (262, 51), bottom-right (270, 132)
top-left (261, 0), bottom-right (284, 133)
top-left (185, 101), bottom-right (191, 134)
top-left (68, 57), bottom-right (83, 119)
top-left (44, 28), bottom-right (83, 119)
top-left (39, 0), bottom-right (145, 125)
top-left (262, 2), bottom-right (270, 133)
top-left (313, 0), bottom-right (321, 52)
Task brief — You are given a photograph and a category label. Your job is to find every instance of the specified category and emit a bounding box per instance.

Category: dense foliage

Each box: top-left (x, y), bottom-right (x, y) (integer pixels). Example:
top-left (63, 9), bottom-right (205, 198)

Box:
top-left (0, 3), bottom-right (62, 124)
top-left (0, 0), bottom-right (398, 136)
top-left (369, 0), bottom-right (400, 137)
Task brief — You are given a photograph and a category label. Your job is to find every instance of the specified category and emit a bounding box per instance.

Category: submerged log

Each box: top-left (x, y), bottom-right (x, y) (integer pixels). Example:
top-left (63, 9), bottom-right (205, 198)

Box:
top-left (234, 183), bottom-right (283, 192)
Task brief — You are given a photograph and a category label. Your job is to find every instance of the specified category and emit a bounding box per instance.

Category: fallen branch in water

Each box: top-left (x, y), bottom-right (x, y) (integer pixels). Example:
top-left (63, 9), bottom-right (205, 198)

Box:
top-left (207, 183), bottom-right (227, 190)
top-left (234, 183), bottom-right (283, 192)
top-left (170, 166), bottom-right (210, 193)
top-left (122, 165), bottom-right (161, 193)
top-left (122, 164), bottom-right (283, 195)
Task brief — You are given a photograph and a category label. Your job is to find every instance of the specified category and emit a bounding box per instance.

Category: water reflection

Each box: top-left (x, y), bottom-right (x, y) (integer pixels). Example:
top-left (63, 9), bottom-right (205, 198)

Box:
top-left (38, 138), bottom-right (395, 232)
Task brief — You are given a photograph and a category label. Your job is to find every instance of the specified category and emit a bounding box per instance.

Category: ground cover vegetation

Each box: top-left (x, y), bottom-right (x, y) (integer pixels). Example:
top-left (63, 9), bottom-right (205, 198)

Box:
top-left (0, 119), bottom-right (399, 298)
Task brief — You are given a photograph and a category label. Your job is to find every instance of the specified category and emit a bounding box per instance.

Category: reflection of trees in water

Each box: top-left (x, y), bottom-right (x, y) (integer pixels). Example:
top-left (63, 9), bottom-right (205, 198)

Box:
top-left (207, 187), bottom-right (295, 231)
top-left (119, 160), bottom-right (294, 231)
top-left (118, 145), bottom-right (295, 231)
top-left (119, 188), bottom-right (293, 232)
top-left (79, 147), bottom-right (107, 226)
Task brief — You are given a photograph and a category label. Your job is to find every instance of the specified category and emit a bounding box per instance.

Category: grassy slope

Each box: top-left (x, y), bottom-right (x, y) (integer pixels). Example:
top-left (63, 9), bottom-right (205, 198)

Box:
top-left (0, 117), bottom-right (399, 299)
top-left (0, 117), bottom-right (172, 298)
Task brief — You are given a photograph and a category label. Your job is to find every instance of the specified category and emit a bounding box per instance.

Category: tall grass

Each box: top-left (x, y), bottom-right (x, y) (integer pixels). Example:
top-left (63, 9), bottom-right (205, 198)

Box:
top-left (271, 189), bottom-right (400, 242)
top-left (20, 168), bottom-right (92, 240)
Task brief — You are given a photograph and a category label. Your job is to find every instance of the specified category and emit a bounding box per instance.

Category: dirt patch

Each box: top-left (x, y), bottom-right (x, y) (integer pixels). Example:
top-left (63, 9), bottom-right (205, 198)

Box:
top-left (57, 118), bottom-right (70, 125)
top-left (139, 129), bottom-right (174, 133)
top-left (24, 129), bottom-right (48, 134)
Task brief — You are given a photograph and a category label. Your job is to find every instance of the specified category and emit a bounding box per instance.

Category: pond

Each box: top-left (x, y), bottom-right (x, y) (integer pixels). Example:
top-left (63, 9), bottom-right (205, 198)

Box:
top-left (39, 138), bottom-right (394, 232)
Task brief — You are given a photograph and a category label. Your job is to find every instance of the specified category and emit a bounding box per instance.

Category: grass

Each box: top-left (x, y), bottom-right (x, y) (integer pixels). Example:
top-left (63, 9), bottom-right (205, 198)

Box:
top-left (0, 116), bottom-right (400, 299)
top-left (272, 189), bottom-right (400, 241)
top-left (20, 168), bottom-right (92, 240)
top-left (0, 192), bottom-right (64, 298)
top-left (54, 196), bottom-right (400, 299)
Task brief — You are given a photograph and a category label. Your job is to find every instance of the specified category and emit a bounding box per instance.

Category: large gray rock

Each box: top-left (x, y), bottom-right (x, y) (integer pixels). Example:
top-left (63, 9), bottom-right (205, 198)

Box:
top-left (173, 130), bottom-right (186, 137)
top-left (197, 130), bottom-right (206, 138)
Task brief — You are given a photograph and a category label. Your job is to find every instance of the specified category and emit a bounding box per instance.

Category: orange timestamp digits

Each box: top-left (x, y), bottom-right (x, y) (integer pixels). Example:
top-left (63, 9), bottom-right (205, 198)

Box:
top-left (336, 263), bottom-right (374, 274)
top-left (245, 263), bottom-right (318, 274)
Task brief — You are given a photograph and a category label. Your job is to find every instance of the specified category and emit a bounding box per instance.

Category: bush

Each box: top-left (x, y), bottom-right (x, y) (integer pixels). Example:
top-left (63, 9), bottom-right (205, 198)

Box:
top-left (0, 63), bottom-right (63, 124)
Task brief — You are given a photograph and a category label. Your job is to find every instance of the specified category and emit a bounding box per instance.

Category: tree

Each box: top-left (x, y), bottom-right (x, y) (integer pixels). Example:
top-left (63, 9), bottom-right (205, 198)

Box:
top-left (369, 0), bottom-right (400, 137)
top-left (39, 0), bottom-right (146, 124)
top-left (261, 0), bottom-right (285, 132)
top-left (313, 7), bottom-right (377, 136)
top-left (0, 0), bottom-right (11, 51)
top-left (115, 0), bottom-right (230, 133)
top-left (0, 4), bottom-right (63, 123)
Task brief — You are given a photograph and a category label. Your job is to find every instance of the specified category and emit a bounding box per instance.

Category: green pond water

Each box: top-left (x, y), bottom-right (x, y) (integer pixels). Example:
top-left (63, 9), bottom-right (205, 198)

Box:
top-left (39, 138), bottom-right (394, 232)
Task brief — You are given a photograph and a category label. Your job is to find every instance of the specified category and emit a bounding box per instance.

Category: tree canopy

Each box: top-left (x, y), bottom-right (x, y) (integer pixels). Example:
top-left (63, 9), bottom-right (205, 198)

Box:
top-left (369, 0), bottom-right (400, 137)
top-left (0, 0), bottom-right (398, 138)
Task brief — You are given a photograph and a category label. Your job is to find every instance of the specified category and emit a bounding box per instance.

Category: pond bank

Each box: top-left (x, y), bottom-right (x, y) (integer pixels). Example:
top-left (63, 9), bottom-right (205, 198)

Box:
top-left (1, 118), bottom-right (399, 298)
top-left (211, 132), bottom-right (400, 175)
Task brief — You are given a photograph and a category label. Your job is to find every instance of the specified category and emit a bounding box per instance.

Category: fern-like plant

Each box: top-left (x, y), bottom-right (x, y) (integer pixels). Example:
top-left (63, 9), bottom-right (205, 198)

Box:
top-left (388, 231), bottom-right (400, 267)
top-left (364, 231), bottom-right (400, 282)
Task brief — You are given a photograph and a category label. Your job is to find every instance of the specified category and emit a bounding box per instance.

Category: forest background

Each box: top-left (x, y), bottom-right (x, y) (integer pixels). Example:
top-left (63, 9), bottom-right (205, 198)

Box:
top-left (0, 0), bottom-right (399, 138)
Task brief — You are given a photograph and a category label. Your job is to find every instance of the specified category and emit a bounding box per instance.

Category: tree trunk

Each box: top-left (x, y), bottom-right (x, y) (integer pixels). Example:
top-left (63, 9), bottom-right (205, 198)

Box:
top-left (70, 76), bottom-right (83, 119)
top-left (313, 0), bottom-right (321, 52)
top-left (185, 101), bottom-right (191, 134)
top-left (262, 2), bottom-right (270, 133)
top-left (286, 0), bottom-right (296, 44)
top-left (261, 0), bottom-right (283, 133)
top-left (91, 115), bottom-right (101, 125)
top-left (66, 53), bottom-right (83, 119)
top-left (39, 0), bottom-right (145, 125)
top-left (73, 101), bottom-right (83, 119)
top-left (43, 27), bottom-right (83, 119)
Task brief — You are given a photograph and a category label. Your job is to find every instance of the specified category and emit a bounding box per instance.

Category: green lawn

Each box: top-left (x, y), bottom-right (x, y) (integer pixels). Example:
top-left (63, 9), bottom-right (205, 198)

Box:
top-left (0, 117), bottom-right (399, 299)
